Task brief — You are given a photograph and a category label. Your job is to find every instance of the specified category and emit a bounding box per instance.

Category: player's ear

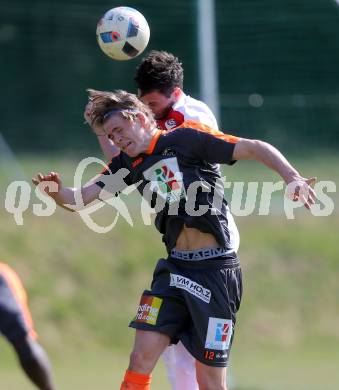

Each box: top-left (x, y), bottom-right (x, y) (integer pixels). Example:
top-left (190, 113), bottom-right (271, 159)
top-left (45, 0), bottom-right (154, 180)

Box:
top-left (136, 112), bottom-right (147, 126)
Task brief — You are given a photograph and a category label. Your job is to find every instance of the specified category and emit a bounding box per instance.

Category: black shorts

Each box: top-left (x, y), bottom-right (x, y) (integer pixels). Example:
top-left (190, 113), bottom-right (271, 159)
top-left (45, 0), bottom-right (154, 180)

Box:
top-left (129, 250), bottom-right (242, 367)
top-left (0, 268), bottom-right (36, 344)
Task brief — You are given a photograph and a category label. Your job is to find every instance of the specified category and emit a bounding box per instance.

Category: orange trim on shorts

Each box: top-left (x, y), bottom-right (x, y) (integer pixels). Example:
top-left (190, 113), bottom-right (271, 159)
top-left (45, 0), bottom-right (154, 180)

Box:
top-left (146, 129), bottom-right (165, 155)
top-left (176, 120), bottom-right (240, 144)
top-left (0, 263), bottom-right (38, 340)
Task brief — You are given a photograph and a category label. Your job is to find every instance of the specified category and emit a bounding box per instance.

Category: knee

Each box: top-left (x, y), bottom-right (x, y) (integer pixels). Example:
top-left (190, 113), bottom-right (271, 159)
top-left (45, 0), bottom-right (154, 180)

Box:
top-left (128, 349), bottom-right (154, 373)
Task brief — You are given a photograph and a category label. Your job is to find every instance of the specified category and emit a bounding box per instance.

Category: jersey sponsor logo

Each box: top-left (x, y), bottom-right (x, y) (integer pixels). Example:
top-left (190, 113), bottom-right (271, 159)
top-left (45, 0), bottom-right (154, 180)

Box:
top-left (132, 157), bottom-right (143, 168)
top-left (143, 157), bottom-right (186, 204)
top-left (157, 109), bottom-right (184, 130)
top-left (135, 296), bottom-right (162, 325)
top-left (170, 273), bottom-right (211, 303)
top-left (205, 317), bottom-right (233, 350)
top-left (165, 118), bottom-right (178, 129)
top-left (161, 148), bottom-right (176, 157)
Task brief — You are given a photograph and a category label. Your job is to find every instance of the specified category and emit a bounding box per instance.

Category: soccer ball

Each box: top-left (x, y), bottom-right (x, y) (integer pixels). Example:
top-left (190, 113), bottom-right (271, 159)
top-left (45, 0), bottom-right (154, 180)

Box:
top-left (96, 6), bottom-right (150, 61)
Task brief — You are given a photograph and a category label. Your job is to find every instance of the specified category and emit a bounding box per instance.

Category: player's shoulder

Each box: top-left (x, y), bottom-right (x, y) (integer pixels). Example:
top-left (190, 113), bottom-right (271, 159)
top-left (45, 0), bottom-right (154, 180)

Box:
top-left (174, 93), bottom-right (207, 109)
top-left (162, 121), bottom-right (240, 146)
top-left (159, 124), bottom-right (204, 144)
top-left (157, 93), bottom-right (218, 130)
top-left (156, 126), bottom-right (204, 156)
top-left (173, 94), bottom-right (218, 128)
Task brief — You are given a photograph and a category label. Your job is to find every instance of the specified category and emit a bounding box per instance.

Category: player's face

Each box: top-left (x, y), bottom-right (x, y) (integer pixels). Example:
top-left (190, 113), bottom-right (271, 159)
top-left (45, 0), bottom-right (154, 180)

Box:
top-left (139, 90), bottom-right (175, 120)
top-left (103, 114), bottom-right (151, 157)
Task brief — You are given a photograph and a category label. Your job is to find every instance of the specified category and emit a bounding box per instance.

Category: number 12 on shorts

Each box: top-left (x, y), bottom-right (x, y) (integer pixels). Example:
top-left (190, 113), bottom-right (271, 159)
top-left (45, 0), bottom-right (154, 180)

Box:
top-left (204, 350), bottom-right (215, 360)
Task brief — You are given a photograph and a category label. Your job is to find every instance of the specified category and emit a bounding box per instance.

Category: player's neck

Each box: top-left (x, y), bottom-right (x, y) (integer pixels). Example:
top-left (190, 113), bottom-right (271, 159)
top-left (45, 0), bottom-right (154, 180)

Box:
top-left (144, 127), bottom-right (162, 154)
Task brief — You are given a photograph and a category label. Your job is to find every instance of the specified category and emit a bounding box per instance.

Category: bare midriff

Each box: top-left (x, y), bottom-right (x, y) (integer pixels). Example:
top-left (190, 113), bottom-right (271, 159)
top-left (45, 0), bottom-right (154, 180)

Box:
top-left (175, 225), bottom-right (219, 250)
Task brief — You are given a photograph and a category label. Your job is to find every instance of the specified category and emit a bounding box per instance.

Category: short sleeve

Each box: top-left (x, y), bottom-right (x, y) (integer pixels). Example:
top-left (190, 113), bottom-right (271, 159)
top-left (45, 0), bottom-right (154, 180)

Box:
top-left (173, 123), bottom-right (240, 165)
top-left (200, 130), bottom-right (239, 164)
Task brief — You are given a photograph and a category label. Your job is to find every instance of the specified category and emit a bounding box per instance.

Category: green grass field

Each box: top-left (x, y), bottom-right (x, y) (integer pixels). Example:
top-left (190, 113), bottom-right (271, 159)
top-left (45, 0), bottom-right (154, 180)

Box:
top-left (0, 154), bottom-right (338, 389)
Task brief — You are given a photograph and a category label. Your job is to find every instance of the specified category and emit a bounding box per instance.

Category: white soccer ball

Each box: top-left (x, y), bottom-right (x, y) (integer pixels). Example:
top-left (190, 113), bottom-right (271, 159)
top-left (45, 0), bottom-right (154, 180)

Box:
top-left (96, 6), bottom-right (150, 61)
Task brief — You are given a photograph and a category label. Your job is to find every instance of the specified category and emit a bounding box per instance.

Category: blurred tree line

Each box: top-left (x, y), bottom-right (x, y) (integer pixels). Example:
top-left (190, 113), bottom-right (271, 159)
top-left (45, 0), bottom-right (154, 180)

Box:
top-left (0, 0), bottom-right (338, 154)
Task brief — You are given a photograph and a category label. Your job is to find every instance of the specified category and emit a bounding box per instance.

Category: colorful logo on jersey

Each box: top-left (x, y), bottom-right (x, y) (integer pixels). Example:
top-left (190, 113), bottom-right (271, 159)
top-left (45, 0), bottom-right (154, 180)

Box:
top-left (205, 318), bottom-right (233, 350)
top-left (161, 148), bottom-right (176, 157)
top-left (165, 118), bottom-right (178, 129)
top-left (135, 296), bottom-right (162, 325)
top-left (155, 165), bottom-right (180, 194)
top-left (143, 157), bottom-right (186, 204)
top-left (132, 157), bottom-right (143, 168)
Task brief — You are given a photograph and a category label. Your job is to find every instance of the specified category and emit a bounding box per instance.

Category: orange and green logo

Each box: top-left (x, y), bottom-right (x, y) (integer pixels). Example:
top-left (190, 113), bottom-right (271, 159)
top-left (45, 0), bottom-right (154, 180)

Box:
top-left (143, 157), bottom-right (186, 204)
top-left (155, 165), bottom-right (180, 194)
top-left (135, 296), bottom-right (162, 325)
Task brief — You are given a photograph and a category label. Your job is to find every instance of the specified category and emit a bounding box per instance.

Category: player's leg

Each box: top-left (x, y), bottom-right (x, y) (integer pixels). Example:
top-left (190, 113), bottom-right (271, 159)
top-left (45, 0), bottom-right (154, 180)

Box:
top-left (121, 329), bottom-right (170, 389)
top-left (167, 250), bottom-right (242, 390)
top-left (128, 257), bottom-right (193, 389)
top-left (162, 342), bottom-right (199, 390)
top-left (14, 336), bottom-right (56, 390)
top-left (128, 329), bottom-right (170, 373)
top-left (0, 264), bottom-right (56, 390)
top-left (196, 361), bottom-right (228, 390)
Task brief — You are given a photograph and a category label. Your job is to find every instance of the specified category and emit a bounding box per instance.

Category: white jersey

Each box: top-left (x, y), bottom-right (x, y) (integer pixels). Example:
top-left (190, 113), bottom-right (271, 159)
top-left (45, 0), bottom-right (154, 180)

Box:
top-left (157, 93), bottom-right (218, 131)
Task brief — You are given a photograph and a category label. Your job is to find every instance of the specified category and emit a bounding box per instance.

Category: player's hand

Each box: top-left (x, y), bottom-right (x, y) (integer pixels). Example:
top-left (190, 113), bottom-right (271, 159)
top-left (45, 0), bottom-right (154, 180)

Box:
top-left (84, 100), bottom-right (106, 136)
top-left (32, 172), bottom-right (62, 198)
top-left (285, 176), bottom-right (317, 210)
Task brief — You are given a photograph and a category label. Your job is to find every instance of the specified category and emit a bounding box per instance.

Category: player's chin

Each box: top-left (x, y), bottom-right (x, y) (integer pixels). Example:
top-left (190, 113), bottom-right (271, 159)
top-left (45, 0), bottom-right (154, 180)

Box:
top-left (125, 149), bottom-right (138, 158)
top-left (154, 111), bottom-right (166, 120)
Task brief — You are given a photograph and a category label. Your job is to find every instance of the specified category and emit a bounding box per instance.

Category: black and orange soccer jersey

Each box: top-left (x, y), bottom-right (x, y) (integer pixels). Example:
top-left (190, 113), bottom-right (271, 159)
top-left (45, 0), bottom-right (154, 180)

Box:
top-left (96, 122), bottom-right (240, 252)
top-left (0, 263), bottom-right (37, 344)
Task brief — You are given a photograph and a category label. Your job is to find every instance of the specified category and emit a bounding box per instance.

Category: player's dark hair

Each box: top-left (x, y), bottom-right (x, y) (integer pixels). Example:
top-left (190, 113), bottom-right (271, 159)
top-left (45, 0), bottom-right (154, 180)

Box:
top-left (87, 89), bottom-right (156, 128)
top-left (134, 50), bottom-right (184, 97)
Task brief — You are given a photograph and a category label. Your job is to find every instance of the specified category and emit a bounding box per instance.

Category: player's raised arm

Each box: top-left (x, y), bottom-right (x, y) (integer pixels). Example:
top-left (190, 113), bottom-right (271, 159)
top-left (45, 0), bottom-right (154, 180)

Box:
top-left (183, 126), bottom-right (316, 209)
top-left (232, 138), bottom-right (317, 209)
top-left (32, 172), bottom-right (102, 211)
